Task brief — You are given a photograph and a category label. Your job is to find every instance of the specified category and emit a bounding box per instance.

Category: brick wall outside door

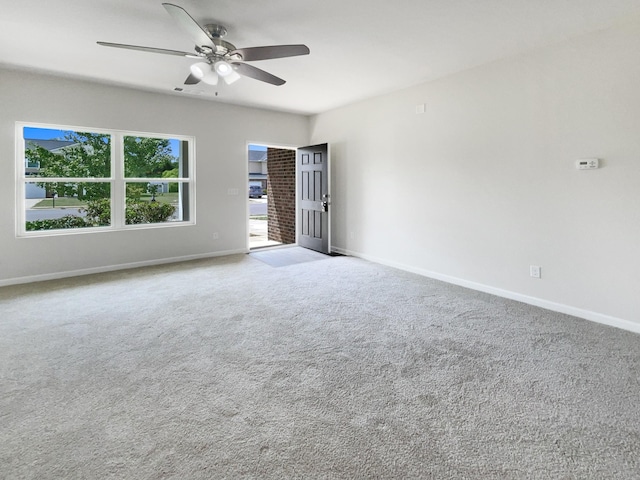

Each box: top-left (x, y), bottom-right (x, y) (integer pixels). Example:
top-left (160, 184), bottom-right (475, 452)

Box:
top-left (267, 148), bottom-right (296, 244)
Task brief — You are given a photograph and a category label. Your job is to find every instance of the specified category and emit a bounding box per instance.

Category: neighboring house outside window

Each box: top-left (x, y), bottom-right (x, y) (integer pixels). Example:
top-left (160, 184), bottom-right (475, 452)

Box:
top-left (248, 145), bottom-right (268, 193)
top-left (24, 138), bottom-right (76, 200)
top-left (17, 123), bottom-right (195, 236)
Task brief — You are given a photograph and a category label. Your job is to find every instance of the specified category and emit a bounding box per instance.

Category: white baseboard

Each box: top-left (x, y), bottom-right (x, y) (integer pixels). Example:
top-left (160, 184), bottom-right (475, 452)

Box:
top-left (0, 249), bottom-right (247, 287)
top-left (332, 247), bottom-right (640, 335)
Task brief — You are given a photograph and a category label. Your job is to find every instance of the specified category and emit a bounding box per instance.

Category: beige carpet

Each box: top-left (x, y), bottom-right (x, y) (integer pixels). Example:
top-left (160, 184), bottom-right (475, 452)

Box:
top-left (1, 251), bottom-right (639, 479)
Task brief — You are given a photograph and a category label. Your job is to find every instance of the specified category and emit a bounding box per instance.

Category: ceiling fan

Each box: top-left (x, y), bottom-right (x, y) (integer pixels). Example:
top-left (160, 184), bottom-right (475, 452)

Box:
top-left (97, 3), bottom-right (310, 87)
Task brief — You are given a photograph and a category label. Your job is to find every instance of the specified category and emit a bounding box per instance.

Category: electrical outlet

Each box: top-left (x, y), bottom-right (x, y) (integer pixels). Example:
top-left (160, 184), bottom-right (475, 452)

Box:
top-left (212, 232), bottom-right (219, 240)
top-left (576, 158), bottom-right (599, 170)
top-left (530, 265), bottom-right (541, 279)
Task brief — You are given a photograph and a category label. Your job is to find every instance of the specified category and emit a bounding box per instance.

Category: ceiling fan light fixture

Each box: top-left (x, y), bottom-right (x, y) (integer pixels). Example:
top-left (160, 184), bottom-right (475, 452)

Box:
top-left (189, 61), bottom-right (207, 79)
top-left (214, 60), bottom-right (233, 76)
top-left (223, 70), bottom-right (241, 85)
top-left (190, 62), bottom-right (218, 85)
top-left (201, 72), bottom-right (219, 85)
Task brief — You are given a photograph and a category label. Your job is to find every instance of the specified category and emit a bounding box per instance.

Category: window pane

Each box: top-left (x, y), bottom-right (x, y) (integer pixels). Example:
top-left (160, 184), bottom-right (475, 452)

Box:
top-left (125, 182), bottom-right (182, 224)
top-left (19, 125), bottom-right (192, 235)
top-left (124, 136), bottom-right (181, 178)
top-left (25, 182), bottom-right (111, 231)
top-left (24, 127), bottom-right (111, 178)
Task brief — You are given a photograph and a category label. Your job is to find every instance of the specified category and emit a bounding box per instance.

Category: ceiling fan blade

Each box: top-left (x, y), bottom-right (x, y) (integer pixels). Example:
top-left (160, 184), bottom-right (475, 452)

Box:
top-left (230, 45), bottom-right (310, 62)
top-left (231, 62), bottom-right (285, 86)
top-left (184, 73), bottom-right (201, 85)
top-left (97, 41), bottom-right (197, 58)
top-left (162, 3), bottom-right (213, 48)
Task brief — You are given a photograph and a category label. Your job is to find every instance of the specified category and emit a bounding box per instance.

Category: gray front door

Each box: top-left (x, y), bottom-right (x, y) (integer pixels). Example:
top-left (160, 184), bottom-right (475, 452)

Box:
top-left (297, 143), bottom-right (329, 254)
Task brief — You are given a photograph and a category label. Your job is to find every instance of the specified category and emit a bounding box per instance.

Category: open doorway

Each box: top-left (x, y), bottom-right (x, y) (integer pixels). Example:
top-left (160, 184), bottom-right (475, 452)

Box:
top-left (248, 144), bottom-right (296, 250)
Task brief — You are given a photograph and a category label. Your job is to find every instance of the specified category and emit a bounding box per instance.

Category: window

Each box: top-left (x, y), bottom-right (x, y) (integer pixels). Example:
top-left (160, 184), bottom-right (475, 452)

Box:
top-left (17, 123), bottom-right (194, 235)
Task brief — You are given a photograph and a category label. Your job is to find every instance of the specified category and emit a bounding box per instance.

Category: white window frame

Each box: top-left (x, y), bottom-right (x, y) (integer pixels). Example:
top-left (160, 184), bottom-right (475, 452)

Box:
top-left (16, 122), bottom-right (196, 237)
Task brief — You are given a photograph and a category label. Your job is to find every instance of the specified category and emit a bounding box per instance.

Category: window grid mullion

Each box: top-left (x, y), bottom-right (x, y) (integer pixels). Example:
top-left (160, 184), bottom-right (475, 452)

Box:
top-left (111, 134), bottom-right (125, 228)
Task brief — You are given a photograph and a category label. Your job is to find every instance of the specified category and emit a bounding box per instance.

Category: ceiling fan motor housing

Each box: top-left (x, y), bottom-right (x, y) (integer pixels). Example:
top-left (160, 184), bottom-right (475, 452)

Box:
top-left (196, 37), bottom-right (240, 62)
top-left (204, 24), bottom-right (227, 39)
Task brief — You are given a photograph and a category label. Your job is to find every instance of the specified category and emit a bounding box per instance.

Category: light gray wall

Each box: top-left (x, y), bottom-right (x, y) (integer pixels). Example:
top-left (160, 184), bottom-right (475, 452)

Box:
top-left (311, 20), bottom-right (640, 327)
top-left (0, 69), bottom-right (309, 283)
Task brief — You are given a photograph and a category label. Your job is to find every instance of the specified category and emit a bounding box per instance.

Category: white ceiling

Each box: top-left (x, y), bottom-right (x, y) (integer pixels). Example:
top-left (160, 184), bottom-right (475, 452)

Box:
top-left (2, 0), bottom-right (640, 115)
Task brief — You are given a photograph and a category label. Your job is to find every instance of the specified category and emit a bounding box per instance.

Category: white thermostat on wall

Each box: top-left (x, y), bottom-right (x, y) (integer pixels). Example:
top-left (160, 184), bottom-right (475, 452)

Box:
top-left (576, 158), bottom-right (599, 170)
